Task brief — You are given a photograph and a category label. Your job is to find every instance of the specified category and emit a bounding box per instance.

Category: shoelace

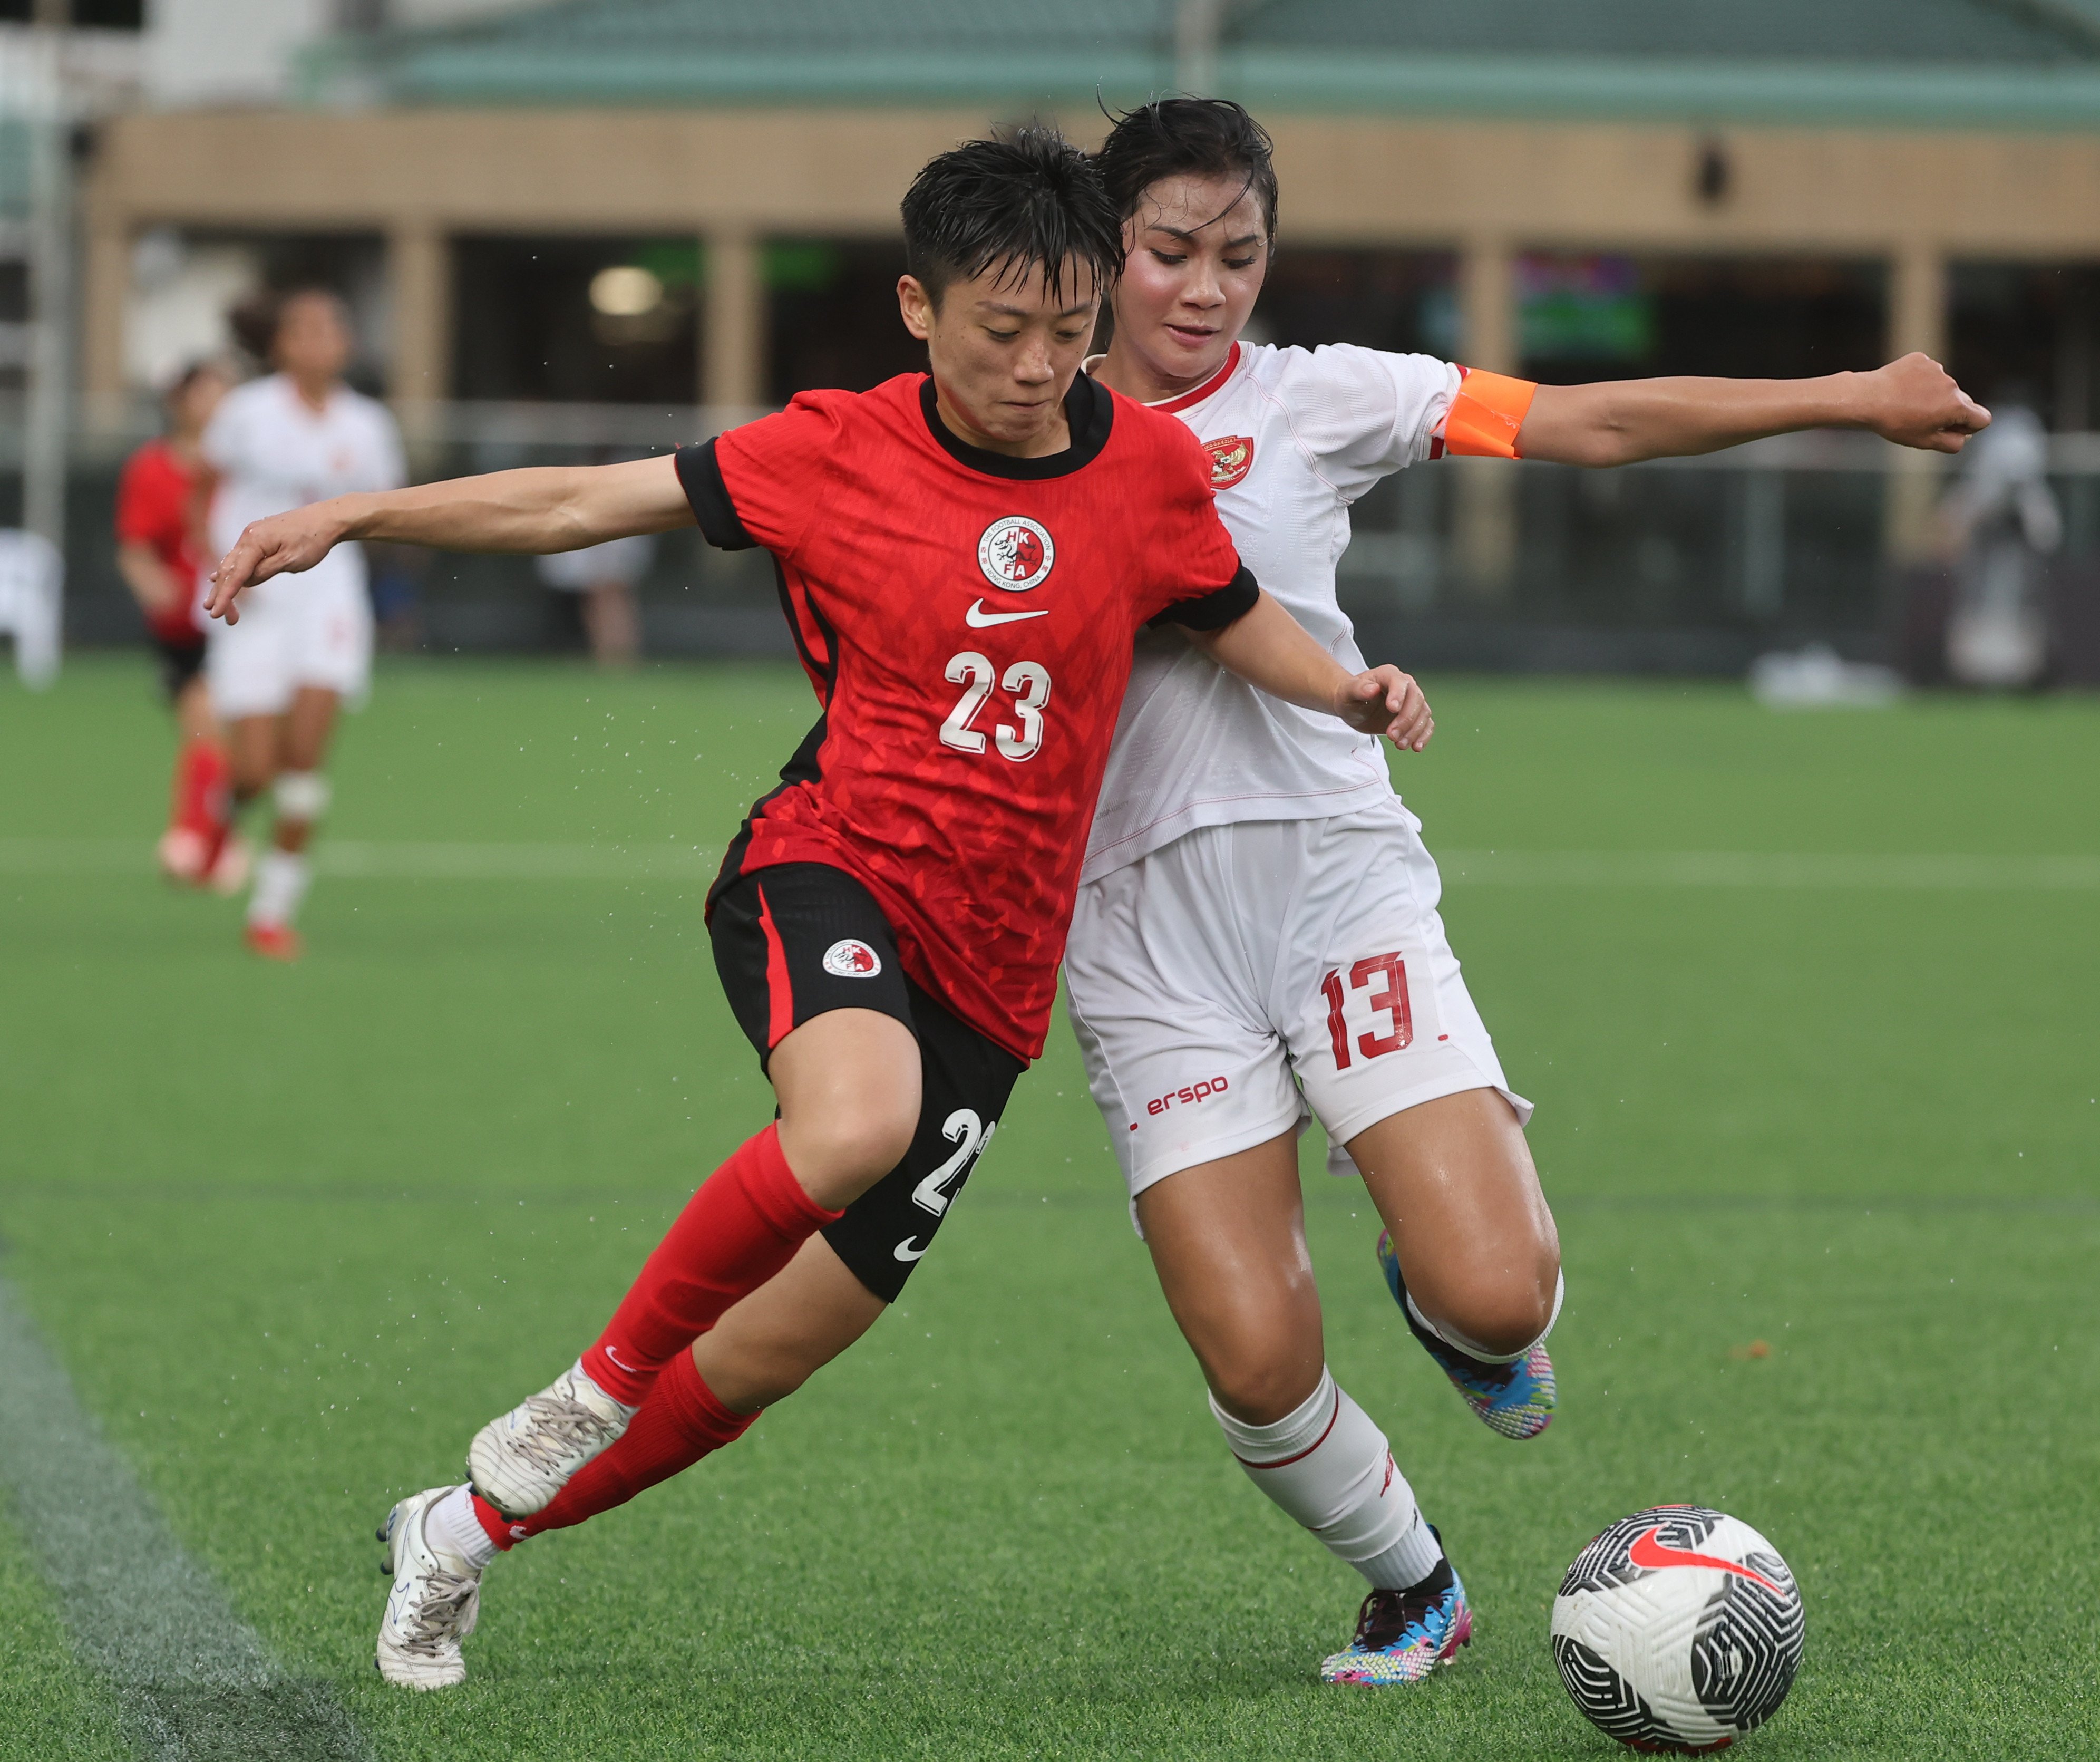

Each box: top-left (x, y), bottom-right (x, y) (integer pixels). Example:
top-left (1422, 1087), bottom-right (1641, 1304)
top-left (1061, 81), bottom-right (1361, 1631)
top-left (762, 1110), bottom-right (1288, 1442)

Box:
top-left (504, 1389), bottom-right (621, 1473)
top-left (401, 1571), bottom-right (479, 1655)
top-left (1349, 1584), bottom-right (1443, 1652)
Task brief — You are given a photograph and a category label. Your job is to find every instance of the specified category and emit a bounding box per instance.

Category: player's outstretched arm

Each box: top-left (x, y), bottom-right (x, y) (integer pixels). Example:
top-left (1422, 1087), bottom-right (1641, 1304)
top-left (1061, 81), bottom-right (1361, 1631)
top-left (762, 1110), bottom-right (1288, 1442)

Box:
top-left (1515, 352), bottom-right (1990, 469)
top-left (1188, 589), bottom-right (1433, 752)
top-left (202, 454), bottom-right (692, 624)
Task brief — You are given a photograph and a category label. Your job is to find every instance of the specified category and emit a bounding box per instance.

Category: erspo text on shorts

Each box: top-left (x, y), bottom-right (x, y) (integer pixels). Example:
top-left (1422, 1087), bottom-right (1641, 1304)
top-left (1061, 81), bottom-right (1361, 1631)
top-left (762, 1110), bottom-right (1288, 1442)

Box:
top-left (1144, 1074), bottom-right (1231, 1118)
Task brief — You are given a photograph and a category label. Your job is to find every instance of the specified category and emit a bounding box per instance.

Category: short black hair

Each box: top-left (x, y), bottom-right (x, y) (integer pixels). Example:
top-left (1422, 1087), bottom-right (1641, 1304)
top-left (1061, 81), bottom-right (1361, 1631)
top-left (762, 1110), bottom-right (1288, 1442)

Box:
top-left (1094, 98), bottom-right (1279, 243)
top-left (900, 125), bottom-right (1123, 311)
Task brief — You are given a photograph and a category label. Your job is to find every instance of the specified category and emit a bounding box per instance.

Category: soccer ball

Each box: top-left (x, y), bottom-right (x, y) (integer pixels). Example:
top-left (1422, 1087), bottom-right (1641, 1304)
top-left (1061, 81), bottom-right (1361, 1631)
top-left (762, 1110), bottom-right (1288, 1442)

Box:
top-left (1551, 1505), bottom-right (1803, 1754)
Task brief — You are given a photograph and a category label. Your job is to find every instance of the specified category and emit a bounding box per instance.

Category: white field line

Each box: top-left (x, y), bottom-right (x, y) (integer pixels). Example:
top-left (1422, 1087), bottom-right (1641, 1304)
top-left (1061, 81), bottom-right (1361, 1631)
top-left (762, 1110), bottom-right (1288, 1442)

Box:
top-left (1437, 850), bottom-right (2100, 890)
top-left (0, 837), bottom-right (718, 880)
top-left (0, 1277), bottom-right (371, 1760)
top-left (2, 838), bottom-right (2096, 890)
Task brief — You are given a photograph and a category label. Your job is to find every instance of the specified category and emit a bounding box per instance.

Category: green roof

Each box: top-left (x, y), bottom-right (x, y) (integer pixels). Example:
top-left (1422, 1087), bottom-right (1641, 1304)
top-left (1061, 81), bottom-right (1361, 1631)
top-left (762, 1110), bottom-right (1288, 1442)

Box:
top-left (309, 0), bottom-right (2100, 129)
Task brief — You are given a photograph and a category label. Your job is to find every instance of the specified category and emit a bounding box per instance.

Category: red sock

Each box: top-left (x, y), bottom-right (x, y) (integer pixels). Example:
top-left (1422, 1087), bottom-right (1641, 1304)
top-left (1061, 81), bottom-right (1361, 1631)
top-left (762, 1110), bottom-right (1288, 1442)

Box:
top-left (173, 738), bottom-right (229, 835)
top-left (580, 1124), bottom-right (839, 1406)
top-left (471, 1351), bottom-right (756, 1551)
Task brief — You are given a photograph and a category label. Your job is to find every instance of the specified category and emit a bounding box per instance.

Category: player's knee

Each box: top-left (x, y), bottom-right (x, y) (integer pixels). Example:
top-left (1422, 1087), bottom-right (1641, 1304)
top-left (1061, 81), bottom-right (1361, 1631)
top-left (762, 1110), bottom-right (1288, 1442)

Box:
top-left (785, 1088), bottom-right (918, 1190)
top-left (274, 769), bottom-right (330, 823)
top-left (1441, 1250), bottom-right (1561, 1358)
top-left (1208, 1347), bottom-right (1324, 1427)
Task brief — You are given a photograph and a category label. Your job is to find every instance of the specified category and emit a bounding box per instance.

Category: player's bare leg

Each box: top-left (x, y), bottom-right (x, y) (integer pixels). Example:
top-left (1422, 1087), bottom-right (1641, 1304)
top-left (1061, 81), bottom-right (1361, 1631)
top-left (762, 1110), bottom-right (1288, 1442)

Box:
top-left (1139, 1139), bottom-right (1468, 1684)
top-left (240, 685), bottom-right (338, 959)
top-left (466, 1007), bottom-right (917, 1520)
top-left (1349, 1088), bottom-right (1563, 1439)
top-left (582, 578), bottom-right (640, 666)
top-left (692, 1232), bottom-right (887, 1411)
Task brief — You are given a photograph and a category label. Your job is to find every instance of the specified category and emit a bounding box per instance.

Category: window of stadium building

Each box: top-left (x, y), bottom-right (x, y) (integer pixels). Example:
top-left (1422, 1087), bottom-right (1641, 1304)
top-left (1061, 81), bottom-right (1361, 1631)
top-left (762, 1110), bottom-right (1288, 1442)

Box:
top-left (764, 239), bottom-right (931, 402)
top-left (1951, 263), bottom-right (2100, 433)
top-left (1250, 250), bottom-right (1461, 358)
top-left (1515, 255), bottom-right (1885, 385)
top-left (450, 237), bottom-right (702, 405)
top-left (123, 230), bottom-right (390, 398)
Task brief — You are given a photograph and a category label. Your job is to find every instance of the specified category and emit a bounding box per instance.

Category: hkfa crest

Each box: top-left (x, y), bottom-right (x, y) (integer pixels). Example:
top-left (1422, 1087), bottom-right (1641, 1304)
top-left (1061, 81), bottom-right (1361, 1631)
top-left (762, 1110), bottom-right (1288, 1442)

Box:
top-left (977, 516), bottom-right (1055, 592)
top-left (1204, 434), bottom-right (1254, 490)
top-left (822, 938), bottom-right (882, 977)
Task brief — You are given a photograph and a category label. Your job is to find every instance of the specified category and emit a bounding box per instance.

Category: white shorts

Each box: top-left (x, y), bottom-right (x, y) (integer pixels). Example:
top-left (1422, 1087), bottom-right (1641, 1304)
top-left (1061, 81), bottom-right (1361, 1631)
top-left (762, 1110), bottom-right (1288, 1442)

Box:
top-left (206, 564), bottom-right (373, 721)
top-left (1064, 797), bottom-right (1531, 1212)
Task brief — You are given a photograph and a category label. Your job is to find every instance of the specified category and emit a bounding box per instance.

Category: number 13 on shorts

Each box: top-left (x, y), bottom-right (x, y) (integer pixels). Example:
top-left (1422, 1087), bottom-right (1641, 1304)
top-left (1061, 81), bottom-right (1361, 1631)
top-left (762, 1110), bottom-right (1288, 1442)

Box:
top-left (1319, 950), bottom-right (1442, 1072)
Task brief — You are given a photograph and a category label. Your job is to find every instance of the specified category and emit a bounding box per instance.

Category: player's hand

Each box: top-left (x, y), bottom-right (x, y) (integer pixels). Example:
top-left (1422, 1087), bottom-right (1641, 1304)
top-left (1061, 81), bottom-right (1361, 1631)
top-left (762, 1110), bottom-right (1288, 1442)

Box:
top-left (1337, 664), bottom-right (1433, 751)
top-left (202, 504), bottom-right (349, 624)
top-left (1857, 354), bottom-right (1991, 454)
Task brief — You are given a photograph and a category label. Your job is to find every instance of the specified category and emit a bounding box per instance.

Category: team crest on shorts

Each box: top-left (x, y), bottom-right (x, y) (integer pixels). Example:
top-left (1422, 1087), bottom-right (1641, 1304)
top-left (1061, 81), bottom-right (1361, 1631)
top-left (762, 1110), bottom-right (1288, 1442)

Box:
top-left (977, 516), bottom-right (1055, 592)
top-left (1204, 435), bottom-right (1255, 489)
top-left (823, 938), bottom-right (882, 978)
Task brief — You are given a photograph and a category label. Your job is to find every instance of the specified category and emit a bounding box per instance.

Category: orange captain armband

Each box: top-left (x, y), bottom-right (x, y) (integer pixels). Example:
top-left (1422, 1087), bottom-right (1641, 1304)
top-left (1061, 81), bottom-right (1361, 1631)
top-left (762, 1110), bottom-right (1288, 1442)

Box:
top-left (1441, 367), bottom-right (1538, 459)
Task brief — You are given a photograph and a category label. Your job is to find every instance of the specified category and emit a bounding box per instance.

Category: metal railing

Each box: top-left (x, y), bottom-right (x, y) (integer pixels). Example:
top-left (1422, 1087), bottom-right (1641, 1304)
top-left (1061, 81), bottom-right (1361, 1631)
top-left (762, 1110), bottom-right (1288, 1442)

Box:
top-left (11, 402), bottom-right (2099, 671)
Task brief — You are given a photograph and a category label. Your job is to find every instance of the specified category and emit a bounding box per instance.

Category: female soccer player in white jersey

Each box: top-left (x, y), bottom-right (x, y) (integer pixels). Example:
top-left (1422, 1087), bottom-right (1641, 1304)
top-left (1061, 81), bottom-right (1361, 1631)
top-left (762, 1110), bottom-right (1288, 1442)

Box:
top-left (1074, 99), bottom-right (1989, 1686)
top-left (201, 287), bottom-right (405, 959)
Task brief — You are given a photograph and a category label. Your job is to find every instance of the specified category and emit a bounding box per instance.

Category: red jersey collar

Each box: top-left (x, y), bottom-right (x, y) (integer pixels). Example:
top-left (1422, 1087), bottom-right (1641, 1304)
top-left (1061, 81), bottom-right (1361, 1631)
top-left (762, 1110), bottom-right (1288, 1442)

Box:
top-left (1150, 343), bottom-right (1242, 415)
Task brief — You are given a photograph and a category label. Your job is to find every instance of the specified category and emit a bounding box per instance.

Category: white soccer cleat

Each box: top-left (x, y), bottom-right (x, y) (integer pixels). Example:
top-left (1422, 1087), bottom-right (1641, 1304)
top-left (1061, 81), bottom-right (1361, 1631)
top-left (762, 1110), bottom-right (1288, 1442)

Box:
top-left (375, 1485), bottom-right (481, 1690)
top-left (466, 1359), bottom-right (637, 1519)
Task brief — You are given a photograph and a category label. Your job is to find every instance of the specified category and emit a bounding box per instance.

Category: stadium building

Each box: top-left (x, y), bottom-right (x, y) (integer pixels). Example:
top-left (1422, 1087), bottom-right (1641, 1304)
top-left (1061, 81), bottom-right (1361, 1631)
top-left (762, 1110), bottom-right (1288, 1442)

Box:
top-left (31, 0), bottom-right (2100, 663)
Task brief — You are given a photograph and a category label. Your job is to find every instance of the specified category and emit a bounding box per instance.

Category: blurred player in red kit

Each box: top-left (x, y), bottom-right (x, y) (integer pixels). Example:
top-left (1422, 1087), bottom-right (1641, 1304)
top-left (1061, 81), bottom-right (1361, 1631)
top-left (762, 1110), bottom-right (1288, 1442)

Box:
top-left (114, 359), bottom-right (236, 886)
top-left (202, 127), bottom-right (1434, 1689)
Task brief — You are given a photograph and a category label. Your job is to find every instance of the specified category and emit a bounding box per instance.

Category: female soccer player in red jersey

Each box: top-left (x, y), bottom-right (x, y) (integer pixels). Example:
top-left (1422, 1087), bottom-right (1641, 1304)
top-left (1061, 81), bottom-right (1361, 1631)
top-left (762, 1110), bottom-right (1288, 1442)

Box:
top-left (203, 129), bottom-right (1434, 1690)
top-left (1059, 99), bottom-right (1990, 1686)
top-left (114, 359), bottom-right (235, 885)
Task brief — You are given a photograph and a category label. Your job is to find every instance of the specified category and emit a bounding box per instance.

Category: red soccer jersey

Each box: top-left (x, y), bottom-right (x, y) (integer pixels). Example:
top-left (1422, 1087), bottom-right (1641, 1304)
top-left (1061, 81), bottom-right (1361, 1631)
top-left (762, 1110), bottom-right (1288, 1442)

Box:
top-left (678, 371), bottom-right (1255, 1061)
top-left (114, 438), bottom-right (205, 644)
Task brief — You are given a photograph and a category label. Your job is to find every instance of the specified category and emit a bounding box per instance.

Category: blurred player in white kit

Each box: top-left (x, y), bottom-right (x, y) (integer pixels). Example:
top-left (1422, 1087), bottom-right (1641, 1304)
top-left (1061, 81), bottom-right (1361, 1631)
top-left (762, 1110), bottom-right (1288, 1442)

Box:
top-left (201, 288), bottom-right (404, 959)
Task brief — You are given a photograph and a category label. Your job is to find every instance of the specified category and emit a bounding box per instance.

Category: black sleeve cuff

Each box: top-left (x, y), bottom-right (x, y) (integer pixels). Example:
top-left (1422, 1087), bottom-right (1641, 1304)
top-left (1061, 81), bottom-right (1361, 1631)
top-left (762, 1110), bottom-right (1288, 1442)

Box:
top-left (1152, 564), bottom-right (1260, 631)
top-left (675, 440), bottom-right (756, 551)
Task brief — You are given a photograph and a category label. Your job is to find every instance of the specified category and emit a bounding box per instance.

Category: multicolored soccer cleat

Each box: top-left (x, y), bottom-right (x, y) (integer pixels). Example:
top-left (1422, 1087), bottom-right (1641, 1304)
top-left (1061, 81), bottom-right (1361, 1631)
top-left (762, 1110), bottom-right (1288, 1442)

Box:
top-left (1377, 1229), bottom-right (1555, 1440)
top-left (1320, 1554), bottom-right (1473, 1686)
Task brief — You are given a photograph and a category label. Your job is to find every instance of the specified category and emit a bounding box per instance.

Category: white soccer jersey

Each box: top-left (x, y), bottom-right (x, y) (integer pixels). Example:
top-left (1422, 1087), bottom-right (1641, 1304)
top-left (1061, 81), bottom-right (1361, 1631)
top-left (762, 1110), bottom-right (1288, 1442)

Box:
top-left (1081, 341), bottom-right (1462, 883)
top-left (203, 373), bottom-right (405, 594)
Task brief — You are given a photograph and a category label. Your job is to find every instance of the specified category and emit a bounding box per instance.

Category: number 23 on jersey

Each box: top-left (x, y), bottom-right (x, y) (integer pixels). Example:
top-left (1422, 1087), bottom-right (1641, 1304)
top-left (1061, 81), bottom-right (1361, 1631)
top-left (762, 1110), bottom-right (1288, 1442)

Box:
top-left (939, 651), bottom-right (1051, 762)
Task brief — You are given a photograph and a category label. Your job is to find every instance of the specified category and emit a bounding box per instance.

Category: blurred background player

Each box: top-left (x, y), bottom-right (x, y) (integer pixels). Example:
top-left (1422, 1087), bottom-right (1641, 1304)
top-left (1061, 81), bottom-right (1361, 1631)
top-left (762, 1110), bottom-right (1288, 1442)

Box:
top-left (1939, 391), bottom-right (2063, 689)
top-left (199, 288), bottom-right (405, 960)
top-left (1071, 98), bottom-right (1991, 1688)
top-left (536, 532), bottom-right (652, 665)
top-left (113, 358), bottom-right (237, 887)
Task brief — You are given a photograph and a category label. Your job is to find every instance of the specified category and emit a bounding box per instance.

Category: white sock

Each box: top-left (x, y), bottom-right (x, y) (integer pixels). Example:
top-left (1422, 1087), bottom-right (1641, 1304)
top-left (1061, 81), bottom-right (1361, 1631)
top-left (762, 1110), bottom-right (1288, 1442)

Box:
top-left (247, 848), bottom-right (310, 928)
top-left (1210, 1368), bottom-right (1444, 1591)
top-left (423, 1485), bottom-right (495, 1571)
top-left (1407, 1269), bottom-right (1566, 1366)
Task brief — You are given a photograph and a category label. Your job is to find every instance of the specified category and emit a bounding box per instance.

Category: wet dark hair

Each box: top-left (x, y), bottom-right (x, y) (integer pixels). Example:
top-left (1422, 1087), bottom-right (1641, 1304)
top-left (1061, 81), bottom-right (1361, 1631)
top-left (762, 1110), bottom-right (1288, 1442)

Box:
top-left (1094, 98), bottom-right (1279, 242)
top-left (900, 125), bottom-right (1123, 311)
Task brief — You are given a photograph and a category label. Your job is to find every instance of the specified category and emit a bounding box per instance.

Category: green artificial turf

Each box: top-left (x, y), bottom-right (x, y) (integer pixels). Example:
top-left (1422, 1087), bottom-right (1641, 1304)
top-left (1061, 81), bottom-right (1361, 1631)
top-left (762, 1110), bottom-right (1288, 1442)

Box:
top-left (2, 655), bottom-right (2095, 1759)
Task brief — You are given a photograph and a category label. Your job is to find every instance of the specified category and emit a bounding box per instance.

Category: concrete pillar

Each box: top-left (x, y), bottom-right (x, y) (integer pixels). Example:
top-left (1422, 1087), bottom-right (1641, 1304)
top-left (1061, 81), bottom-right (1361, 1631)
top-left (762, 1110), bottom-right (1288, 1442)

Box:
top-left (387, 220), bottom-right (450, 431)
top-left (1455, 234), bottom-right (1519, 598)
top-left (80, 212), bottom-right (131, 420)
top-left (1884, 239), bottom-right (1948, 565)
top-left (704, 226), bottom-right (765, 414)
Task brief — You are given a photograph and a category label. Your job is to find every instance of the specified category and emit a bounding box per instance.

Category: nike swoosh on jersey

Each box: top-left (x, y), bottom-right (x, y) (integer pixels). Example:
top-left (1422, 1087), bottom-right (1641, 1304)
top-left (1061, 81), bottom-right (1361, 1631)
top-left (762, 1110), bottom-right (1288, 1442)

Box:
top-left (1627, 1525), bottom-right (1785, 1595)
top-left (893, 1237), bottom-right (929, 1262)
top-left (965, 599), bottom-right (1049, 627)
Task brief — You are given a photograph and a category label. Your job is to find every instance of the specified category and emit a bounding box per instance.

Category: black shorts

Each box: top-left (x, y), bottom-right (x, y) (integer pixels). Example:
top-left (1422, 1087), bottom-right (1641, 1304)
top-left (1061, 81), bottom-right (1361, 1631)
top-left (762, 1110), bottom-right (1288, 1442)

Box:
top-left (710, 862), bottom-right (1026, 1303)
top-left (151, 632), bottom-right (205, 703)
